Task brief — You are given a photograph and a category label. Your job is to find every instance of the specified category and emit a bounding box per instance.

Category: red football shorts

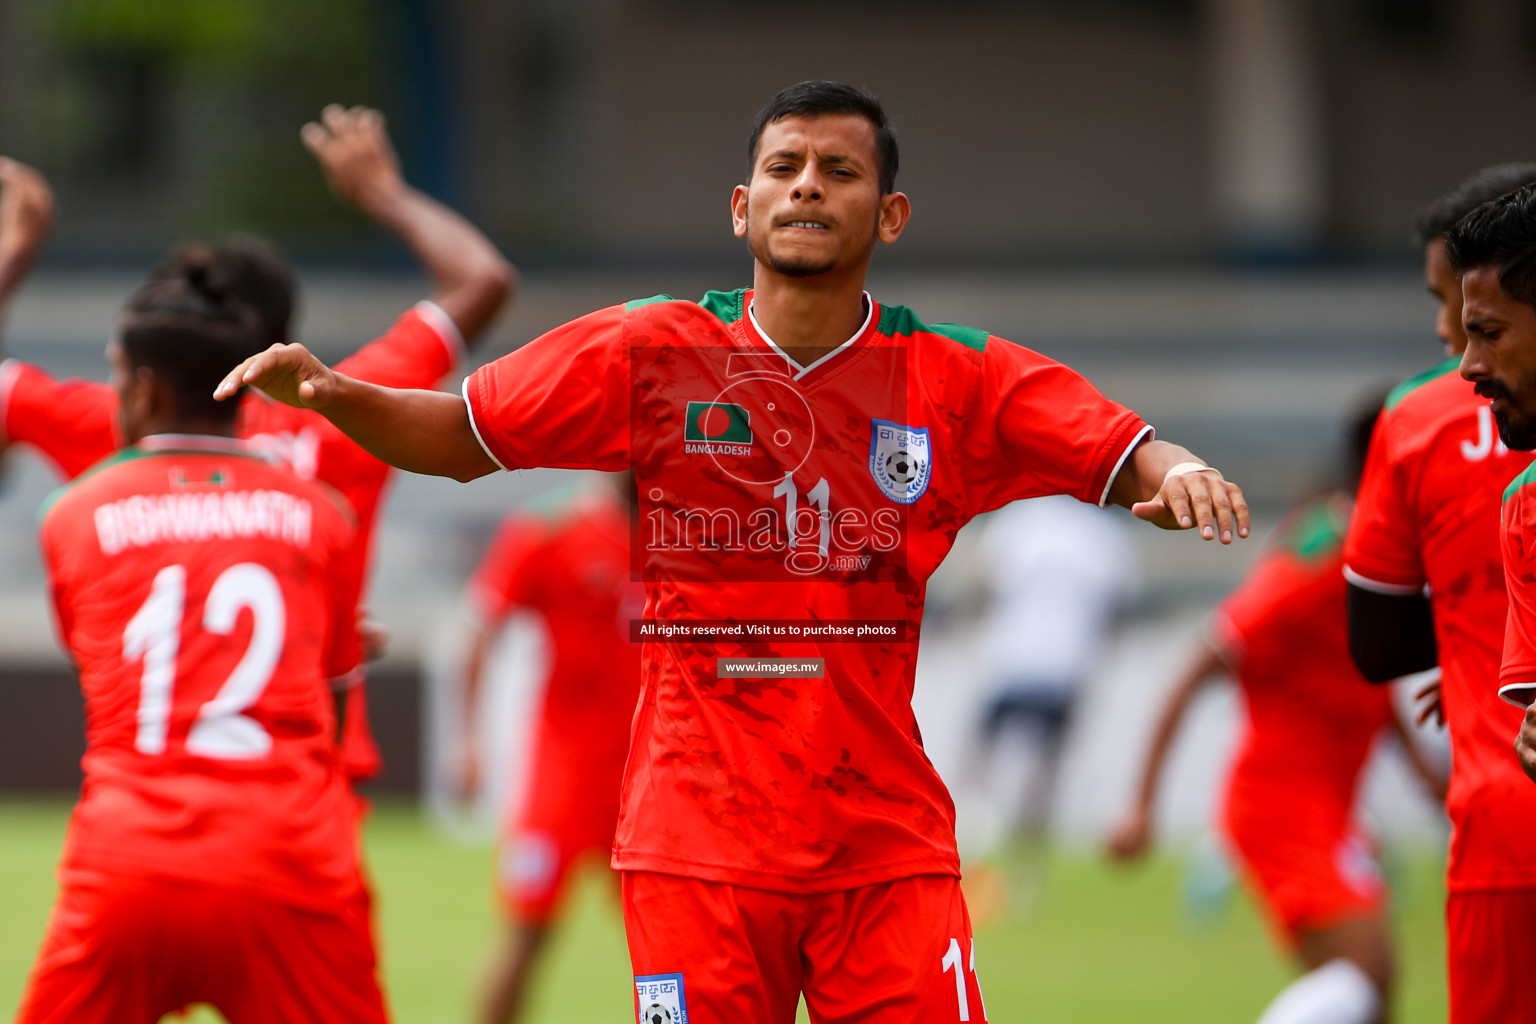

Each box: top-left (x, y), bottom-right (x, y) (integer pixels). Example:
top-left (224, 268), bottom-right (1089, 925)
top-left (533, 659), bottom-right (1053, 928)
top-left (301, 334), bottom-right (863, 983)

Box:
top-left (14, 870), bottom-right (388, 1024)
top-left (1446, 888), bottom-right (1536, 1024)
top-left (497, 736), bottom-right (623, 926)
top-left (1223, 792), bottom-right (1385, 945)
top-left (623, 872), bottom-right (986, 1024)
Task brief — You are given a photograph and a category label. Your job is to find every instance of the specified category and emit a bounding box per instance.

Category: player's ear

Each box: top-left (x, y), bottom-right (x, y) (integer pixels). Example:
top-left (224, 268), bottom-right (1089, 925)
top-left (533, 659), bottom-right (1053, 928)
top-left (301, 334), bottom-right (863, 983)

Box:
top-left (877, 191), bottom-right (910, 245)
top-left (731, 185), bottom-right (750, 239)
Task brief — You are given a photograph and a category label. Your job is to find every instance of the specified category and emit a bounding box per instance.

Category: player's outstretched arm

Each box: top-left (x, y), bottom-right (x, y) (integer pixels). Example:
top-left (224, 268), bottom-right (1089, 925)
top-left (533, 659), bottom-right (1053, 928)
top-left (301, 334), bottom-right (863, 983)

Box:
top-left (1105, 641), bottom-right (1225, 862)
top-left (302, 104), bottom-right (515, 344)
top-left (215, 343), bottom-right (497, 481)
top-left (1106, 439), bottom-right (1249, 543)
top-left (0, 158), bottom-right (55, 318)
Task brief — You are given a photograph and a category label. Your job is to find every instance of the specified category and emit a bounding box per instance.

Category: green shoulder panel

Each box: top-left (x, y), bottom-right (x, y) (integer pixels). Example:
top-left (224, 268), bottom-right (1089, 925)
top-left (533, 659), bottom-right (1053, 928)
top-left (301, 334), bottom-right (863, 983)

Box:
top-left (1504, 460), bottom-right (1536, 505)
top-left (877, 304), bottom-right (990, 352)
top-left (626, 290), bottom-right (747, 326)
top-left (1273, 494), bottom-right (1347, 561)
top-left (624, 294), bottom-right (676, 311)
top-left (34, 447), bottom-right (146, 524)
top-left (1385, 357), bottom-right (1460, 412)
top-left (696, 289), bottom-right (746, 326)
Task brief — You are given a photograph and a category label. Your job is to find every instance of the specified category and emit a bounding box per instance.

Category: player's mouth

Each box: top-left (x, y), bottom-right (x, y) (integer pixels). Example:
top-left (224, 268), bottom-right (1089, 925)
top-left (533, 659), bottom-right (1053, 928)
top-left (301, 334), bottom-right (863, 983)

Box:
top-left (779, 219), bottom-right (831, 231)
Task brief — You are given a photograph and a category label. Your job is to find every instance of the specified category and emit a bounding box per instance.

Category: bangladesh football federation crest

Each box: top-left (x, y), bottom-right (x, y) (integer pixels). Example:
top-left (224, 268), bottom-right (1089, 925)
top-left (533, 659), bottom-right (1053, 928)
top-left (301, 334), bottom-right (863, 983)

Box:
top-left (635, 973), bottom-right (688, 1024)
top-left (869, 419), bottom-right (932, 505)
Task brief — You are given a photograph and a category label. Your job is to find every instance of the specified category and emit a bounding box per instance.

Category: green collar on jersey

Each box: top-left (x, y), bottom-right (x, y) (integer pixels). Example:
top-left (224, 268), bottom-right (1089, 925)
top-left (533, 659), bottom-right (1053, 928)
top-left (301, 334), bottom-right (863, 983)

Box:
top-left (1504, 460), bottom-right (1536, 505)
top-left (1385, 356), bottom-right (1460, 412)
top-left (35, 438), bottom-right (264, 523)
top-left (624, 290), bottom-right (992, 352)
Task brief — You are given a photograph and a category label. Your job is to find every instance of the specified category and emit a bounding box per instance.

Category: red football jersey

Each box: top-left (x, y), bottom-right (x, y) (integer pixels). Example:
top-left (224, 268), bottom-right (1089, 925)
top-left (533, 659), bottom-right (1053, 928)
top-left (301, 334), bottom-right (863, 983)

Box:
top-left (469, 484), bottom-right (643, 779)
top-left (39, 435), bottom-right (363, 910)
top-left (1214, 494), bottom-right (1395, 809)
top-left (1344, 358), bottom-right (1536, 892)
top-left (464, 289), bottom-right (1149, 892)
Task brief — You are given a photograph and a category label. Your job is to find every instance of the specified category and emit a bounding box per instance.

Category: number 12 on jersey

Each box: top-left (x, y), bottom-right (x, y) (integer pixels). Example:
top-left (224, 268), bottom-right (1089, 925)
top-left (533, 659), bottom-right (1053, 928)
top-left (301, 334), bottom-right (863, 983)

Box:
top-left (124, 562), bottom-right (286, 759)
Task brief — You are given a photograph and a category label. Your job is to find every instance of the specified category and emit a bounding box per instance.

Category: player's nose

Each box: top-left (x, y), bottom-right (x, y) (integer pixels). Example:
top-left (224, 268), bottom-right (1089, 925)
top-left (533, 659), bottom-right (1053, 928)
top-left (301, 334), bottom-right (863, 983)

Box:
top-left (790, 168), bottom-right (824, 202)
top-left (1459, 340), bottom-right (1491, 381)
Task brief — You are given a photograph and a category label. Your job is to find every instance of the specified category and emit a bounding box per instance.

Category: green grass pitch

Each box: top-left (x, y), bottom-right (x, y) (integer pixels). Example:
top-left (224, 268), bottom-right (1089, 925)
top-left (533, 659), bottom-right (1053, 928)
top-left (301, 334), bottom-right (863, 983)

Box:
top-left (0, 798), bottom-right (1447, 1022)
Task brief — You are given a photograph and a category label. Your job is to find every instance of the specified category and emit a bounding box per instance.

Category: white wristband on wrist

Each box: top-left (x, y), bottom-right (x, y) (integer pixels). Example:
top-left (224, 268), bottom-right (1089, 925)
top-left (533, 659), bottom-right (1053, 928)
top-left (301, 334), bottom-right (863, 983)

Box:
top-left (1163, 461), bottom-right (1211, 482)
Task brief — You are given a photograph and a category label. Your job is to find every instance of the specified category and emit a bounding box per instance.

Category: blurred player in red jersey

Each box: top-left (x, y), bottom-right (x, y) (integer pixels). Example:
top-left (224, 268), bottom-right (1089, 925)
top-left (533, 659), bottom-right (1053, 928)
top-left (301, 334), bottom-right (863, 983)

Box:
top-left (0, 105), bottom-right (514, 779)
top-left (16, 260), bottom-right (388, 1024)
top-left (217, 81), bottom-right (1249, 1023)
top-left (455, 472), bottom-right (643, 1024)
top-left (1346, 166), bottom-right (1536, 1024)
top-left (1109, 401), bottom-right (1442, 1024)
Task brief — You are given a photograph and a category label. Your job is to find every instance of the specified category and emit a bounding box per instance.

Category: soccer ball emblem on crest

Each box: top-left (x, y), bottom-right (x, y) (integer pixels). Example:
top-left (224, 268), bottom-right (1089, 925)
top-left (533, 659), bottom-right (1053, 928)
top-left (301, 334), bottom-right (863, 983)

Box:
top-left (884, 449), bottom-right (915, 484)
top-left (642, 1003), bottom-right (673, 1024)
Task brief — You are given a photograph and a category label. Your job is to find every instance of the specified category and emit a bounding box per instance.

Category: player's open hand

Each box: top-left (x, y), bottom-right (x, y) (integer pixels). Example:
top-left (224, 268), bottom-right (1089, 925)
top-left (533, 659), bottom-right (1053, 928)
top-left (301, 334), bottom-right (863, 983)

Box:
top-left (0, 157), bottom-right (55, 265)
top-left (1517, 703), bottom-right (1536, 785)
top-left (1133, 464), bottom-right (1250, 544)
top-left (1105, 809), bottom-right (1153, 863)
top-left (302, 105), bottom-right (402, 210)
top-left (214, 343), bottom-right (339, 410)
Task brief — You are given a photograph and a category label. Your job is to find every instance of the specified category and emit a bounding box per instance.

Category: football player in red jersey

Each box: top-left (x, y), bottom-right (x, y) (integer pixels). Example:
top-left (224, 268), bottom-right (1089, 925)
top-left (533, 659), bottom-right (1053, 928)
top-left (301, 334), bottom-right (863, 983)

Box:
top-left (1345, 166), bottom-right (1536, 1024)
top-left (218, 81), bottom-right (1248, 1024)
top-left (0, 104), bottom-right (514, 779)
top-left (16, 260), bottom-right (388, 1024)
top-left (456, 473), bottom-right (643, 1024)
top-left (1110, 400), bottom-right (1442, 1024)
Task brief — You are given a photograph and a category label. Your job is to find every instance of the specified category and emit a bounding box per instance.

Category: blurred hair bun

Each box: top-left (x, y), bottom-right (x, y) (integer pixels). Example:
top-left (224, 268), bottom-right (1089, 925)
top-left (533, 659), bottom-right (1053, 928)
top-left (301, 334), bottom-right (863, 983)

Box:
top-left (179, 249), bottom-right (231, 305)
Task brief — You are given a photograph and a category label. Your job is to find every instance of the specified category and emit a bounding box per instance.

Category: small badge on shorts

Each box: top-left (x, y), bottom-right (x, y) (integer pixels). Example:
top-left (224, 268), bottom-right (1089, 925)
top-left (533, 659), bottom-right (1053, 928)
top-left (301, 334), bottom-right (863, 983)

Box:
top-left (635, 973), bottom-right (688, 1024)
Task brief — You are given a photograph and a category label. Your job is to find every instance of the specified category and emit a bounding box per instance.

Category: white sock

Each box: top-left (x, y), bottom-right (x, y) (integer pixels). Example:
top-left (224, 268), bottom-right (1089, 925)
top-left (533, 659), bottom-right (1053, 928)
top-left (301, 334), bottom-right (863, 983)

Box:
top-left (1253, 958), bottom-right (1382, 1024)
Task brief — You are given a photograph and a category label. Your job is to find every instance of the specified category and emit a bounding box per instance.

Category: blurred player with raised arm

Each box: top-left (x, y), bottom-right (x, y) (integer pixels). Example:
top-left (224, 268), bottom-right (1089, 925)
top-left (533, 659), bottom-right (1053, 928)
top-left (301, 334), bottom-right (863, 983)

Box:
top-left (456, 472), bottom-right (643, 1024)
top-left (16, 260), bottom-right (387, 1024)
top-left (0, 105), bottom-right (514, 778)
top-left (1345, 165), bottom-right (1536, 1024)
top-left (217, 81), bottom-right (1249, 1023)
top-left (1110, 399), bottom-right (1441, 1024)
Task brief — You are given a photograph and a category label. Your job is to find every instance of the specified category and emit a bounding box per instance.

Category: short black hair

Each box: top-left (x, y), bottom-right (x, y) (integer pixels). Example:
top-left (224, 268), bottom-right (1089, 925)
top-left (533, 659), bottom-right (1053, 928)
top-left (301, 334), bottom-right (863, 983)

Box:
top-left (1415, 163), bottom-right (1536, 247)
top-left (747, 81), bottom-right (899, 195)
top-left (120, 252), bottom-right (267, 425)
top-left (1444, 184), bottom-right (1536, 310)
top-left (148, 234), bottom-right (295, 348)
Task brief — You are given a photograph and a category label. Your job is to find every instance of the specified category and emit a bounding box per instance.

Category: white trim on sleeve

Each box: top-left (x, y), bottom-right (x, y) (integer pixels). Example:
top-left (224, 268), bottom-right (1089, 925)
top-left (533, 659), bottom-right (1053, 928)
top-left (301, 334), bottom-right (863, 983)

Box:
top-left (1098, 423), bottom-right (1155, 508)
top-left (1342, 565), bottom-right (1426, 597)
top-left (0, 359), bottom-right (22, 442)
top-left (415, 300), bottom-right (466, 369)
top-left (460, 376), bottom-right (509, 472)
top-left (1500, 682), bottom-right (1536, 708)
